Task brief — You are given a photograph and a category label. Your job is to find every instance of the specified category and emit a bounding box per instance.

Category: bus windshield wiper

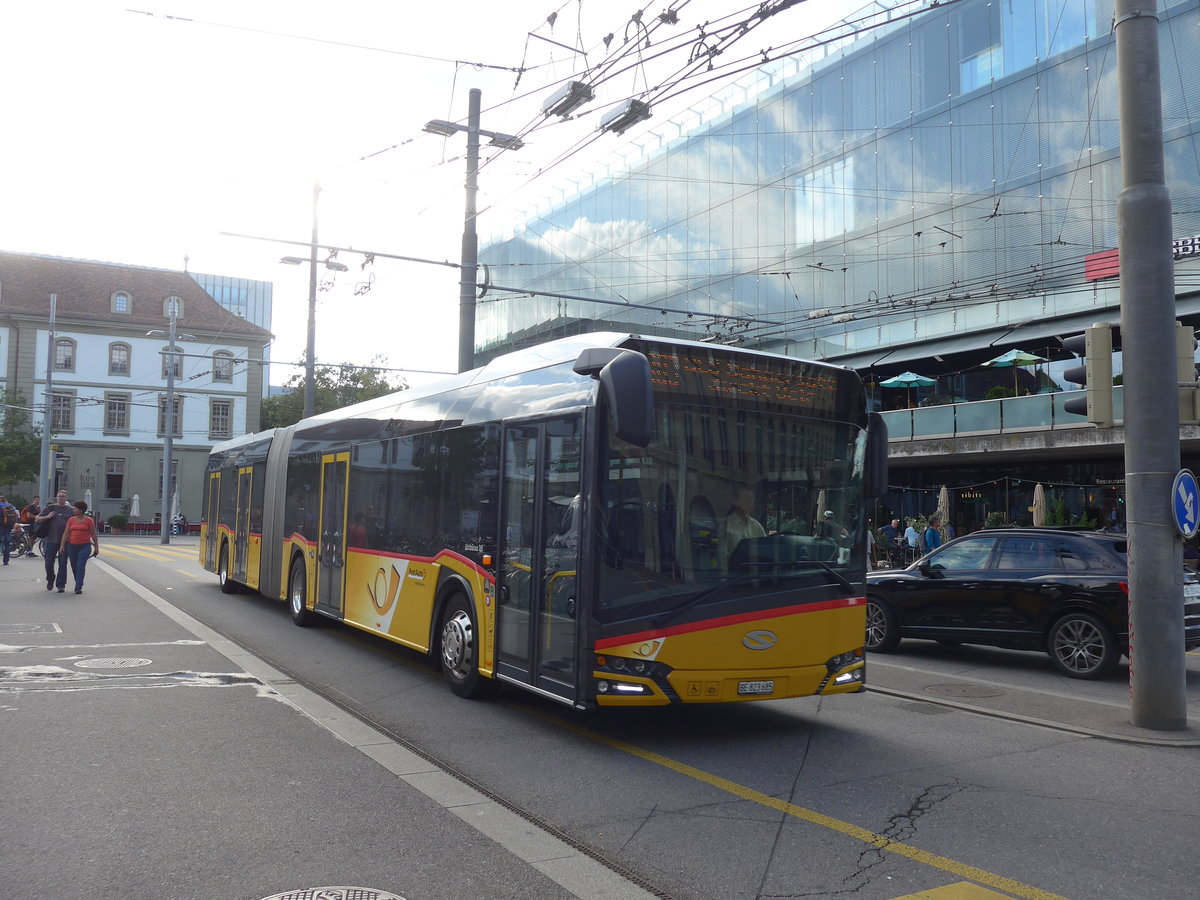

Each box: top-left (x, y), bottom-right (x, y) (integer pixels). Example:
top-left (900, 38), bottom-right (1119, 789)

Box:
top-left (652, 561), bottom-right (854, 628)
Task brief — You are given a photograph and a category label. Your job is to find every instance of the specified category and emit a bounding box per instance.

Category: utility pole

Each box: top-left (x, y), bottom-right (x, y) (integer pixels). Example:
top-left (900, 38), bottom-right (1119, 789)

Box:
top-left (305, 182), bottom-right (320, 418)
top-left (38, 293), bottom-right (57, 500)
top-left (459, 88), bottom-right (481, 374)
top-left (1114, 0), bottom-right (1186, 729)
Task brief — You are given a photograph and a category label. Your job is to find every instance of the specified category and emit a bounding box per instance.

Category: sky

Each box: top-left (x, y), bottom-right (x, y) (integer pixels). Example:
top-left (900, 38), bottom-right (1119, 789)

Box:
top-left (0, 0), bottom-right (845, 388)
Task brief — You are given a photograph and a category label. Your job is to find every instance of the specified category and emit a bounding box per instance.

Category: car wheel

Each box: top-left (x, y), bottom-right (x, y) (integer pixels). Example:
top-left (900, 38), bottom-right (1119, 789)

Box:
top-left (218, 544), bottom-right (238, 594)
top-left (865, 597), bottom-right (900, 652)
top-left (1047, 612), bottom-right (1118, 679)
top-left (288, 556), bottom-right (312, 627)
top-left (439, 593), bottom-right (493, 698)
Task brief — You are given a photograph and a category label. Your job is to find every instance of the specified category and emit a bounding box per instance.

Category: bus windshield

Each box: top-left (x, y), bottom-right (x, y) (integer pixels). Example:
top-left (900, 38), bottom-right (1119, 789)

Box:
top-left (595, 343), bottom-right (867, 625)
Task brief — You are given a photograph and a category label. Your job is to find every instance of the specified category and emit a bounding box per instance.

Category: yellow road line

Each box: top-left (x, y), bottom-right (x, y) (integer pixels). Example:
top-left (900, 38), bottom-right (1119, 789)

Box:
top-left (103, 544), bottom-right (196, 560)
top-left (99, 547), bottom-right (140, 561)
top-left (176, 568), bottom-right (198, 578)
top-left (545, 713), bottom-right (1070, 900)
top-left (896, 885), bottom-right (1016, 899)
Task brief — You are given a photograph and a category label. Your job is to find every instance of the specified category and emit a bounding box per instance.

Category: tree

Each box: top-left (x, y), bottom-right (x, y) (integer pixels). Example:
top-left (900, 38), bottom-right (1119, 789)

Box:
top-left (261, 355), bottom-right (406, 428)
top-left (0, 388), bottom-right (42, 491)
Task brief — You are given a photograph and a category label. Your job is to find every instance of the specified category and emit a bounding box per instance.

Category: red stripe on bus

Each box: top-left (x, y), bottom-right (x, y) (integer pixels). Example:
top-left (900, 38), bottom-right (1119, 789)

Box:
top-left (594, 596), bottom-right (865, 649)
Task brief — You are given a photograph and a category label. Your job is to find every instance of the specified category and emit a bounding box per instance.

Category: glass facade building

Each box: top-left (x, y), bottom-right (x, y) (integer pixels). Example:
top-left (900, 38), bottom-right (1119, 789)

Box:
top-left (479, 0), bottom-right (1200, 381)
top-left (476, 0), bottom-right (1200, 532)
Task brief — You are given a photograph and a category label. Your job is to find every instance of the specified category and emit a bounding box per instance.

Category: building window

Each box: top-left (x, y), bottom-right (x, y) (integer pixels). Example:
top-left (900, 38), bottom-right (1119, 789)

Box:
top-left (104, 393), bottom-right (130, 434)
top-left (105, 458), bottom-right (125, 499)
top-left (158, 458), bottom-right (179, 498)
top-left (157, 395), bottom-right (183, 438)
top-left (161, 347), bottom-right (183, 379)
top-left (209, 398), bottom-right (232, 438)
top-left (54, 338), bottom-right (76, 372)
top-left (50, 391), bottom-right (75, 432)
top-left (109, 342), bottom-right (131, 376)
top-left (163, 295), bottom-right (183, 319)
top-left (111, 291), bottom-right (131, 314)
top-left (212, 351), bottom-right (234, 383)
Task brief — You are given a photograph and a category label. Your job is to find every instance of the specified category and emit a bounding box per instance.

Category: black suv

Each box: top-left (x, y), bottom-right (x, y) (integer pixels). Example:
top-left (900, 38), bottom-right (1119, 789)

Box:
top-left (865, 528), bottom-right (1200, 678)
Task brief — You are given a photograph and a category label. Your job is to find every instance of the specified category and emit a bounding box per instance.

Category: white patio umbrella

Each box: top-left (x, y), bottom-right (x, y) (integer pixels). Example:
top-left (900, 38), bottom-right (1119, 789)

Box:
top-left (83, 488), bottom-right (92, 512)
top-left (170, 490), bottom-right (180, 522)
top-left (129, 494), bottom-right (140, 519)
top-left (1032, 483), bottom-right (1047, 527)
top-left (938, 486), bottom-right (951, 529)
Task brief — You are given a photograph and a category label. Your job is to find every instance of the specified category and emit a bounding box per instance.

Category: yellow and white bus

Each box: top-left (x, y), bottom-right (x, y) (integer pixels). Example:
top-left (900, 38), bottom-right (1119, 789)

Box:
top-left (201, 333), bottom-right (887, 708)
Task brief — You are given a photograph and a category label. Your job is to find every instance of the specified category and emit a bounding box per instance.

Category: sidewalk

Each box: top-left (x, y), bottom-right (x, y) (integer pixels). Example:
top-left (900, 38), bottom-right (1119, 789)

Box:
top-left (867, 658), bottom-right (1200, 747)
top-left (0, 552), bottom-right (654, 900)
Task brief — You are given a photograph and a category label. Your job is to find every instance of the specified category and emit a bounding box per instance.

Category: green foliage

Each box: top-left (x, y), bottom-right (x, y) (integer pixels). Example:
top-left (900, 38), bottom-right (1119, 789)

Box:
top-left (984, 511), bottom-right (1011, 528)
top-left (0, 388), bottom-right (42, 490)
top-left (107, 513), bottom-right (129, 529)
top-left (262, 355), bottom-right (406, 429)
top-left (1047, 496), bottom-right (1070, 526)
top-left (984, 386), bottom-right (1016, 400)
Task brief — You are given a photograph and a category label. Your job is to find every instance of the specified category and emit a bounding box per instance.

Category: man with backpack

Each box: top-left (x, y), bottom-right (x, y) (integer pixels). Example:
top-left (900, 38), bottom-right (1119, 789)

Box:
top-left (34, 490), bottom-right (74, 591)
top-left (0, 495), bottom-right (18, 565)
top-left (922, 514), bottom-right (944, 553)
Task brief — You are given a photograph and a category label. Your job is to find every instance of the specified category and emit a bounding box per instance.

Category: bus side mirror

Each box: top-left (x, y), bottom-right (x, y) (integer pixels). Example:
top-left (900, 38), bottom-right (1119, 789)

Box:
top-left (865, 412), bottom-right (888, 498)
top-left (574, 347), bottom-right (654, 447)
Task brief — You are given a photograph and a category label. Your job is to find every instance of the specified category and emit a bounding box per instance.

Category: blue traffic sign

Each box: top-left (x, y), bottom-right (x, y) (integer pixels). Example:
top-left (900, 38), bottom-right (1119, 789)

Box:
top-left (1172, 469), bottom-right (1200, 538)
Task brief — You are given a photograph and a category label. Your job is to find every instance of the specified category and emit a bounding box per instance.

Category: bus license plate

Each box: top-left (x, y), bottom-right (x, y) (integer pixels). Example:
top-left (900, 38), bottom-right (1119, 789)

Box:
top-left (738, 680), bottom-right (774, 695)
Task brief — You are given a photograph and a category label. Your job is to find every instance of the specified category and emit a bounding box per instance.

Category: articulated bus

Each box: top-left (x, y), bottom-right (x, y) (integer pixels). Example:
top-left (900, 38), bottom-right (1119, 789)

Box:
top-left (201, 333), bottom-right (887, 708)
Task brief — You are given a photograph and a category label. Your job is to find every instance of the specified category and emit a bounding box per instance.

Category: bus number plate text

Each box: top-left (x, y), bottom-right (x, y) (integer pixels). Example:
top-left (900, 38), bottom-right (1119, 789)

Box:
top-left (738, 680), bottom-right (774, 695)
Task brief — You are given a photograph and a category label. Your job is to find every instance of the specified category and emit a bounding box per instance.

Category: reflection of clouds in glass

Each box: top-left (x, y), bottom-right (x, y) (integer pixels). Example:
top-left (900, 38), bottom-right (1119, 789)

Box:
top-left (465, 377), bottom-right (594, 425)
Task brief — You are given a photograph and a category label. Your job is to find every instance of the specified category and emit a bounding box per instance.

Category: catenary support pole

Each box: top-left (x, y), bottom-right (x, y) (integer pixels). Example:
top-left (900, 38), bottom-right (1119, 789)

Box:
top-left (1114, 0), bottom-right (1187, 729)
top-left (458, 88), bottom-right (481, 373)
top-left (304, 182), bottom-right (320, 418)
top-left (38, 293), bottom-right (57, 500)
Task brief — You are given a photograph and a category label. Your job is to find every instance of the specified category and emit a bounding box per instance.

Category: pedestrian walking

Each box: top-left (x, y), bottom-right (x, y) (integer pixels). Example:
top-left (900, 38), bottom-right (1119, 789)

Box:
top-left (0, 494), bottom-right (18, 565)
top-left (61, 500), bottom-right (100, 594)
top-left (34, 490), bottom-right (74, 591)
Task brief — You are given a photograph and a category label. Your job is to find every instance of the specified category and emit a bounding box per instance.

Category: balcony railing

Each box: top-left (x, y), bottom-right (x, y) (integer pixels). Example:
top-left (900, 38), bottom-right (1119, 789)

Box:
top-left (880, 387), bottom-right (1125, 441)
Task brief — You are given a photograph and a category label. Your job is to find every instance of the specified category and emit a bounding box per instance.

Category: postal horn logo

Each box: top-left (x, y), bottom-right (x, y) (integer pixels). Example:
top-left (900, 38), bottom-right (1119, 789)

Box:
top-left (742, 630), bottom-right (778, 651)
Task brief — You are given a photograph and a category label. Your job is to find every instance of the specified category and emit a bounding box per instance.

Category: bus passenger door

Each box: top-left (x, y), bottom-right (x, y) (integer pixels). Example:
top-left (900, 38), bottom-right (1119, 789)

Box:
top-left (496, 417), bottom-right (582, 701)
top-left (205, 472), bottom-right (220, 568)
top-left (316, 451), bottom-right (350, 618)
top-left (233, 466), bottom-right (252, 582)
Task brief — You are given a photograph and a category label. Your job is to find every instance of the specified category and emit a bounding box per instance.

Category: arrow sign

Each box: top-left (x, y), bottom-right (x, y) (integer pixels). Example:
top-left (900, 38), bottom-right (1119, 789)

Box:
top-left (1172, 469), bottom-right (1199, 538)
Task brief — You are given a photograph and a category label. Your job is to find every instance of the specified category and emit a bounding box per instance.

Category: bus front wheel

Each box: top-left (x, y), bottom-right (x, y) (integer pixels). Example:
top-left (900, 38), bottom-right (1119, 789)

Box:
top-left (218, 544), bottom-right (238, 594)
top-left (439, 594), bottom-right (491, 699)
top-left (289, 557), bottom-right (313, 627)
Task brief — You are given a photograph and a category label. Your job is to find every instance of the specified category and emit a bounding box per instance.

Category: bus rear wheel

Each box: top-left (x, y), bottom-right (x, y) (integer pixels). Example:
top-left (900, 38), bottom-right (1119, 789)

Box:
top-left (218, 544), bottom-right (238, 594)
top-left (439, 594), bottom-right (492, 699)
top-left (289, 557), bottom-right (312, 627)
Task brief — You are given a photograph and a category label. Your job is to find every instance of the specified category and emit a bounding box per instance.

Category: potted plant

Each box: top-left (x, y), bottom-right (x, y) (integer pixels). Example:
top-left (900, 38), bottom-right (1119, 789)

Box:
top-left (107, 513), bottom-right (129, 534)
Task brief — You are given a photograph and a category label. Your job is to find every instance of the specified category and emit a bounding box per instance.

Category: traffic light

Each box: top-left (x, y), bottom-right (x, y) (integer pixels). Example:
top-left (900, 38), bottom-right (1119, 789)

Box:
top-left (1062, 323), bottom-right (1114, 427)
top-left (1178, 322), bottom-right (1198, 422)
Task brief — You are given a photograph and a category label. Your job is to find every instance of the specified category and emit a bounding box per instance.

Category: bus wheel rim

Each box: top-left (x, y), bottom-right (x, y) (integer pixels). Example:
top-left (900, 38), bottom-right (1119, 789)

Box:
top-left (441, 611), bottom-right (473, 678)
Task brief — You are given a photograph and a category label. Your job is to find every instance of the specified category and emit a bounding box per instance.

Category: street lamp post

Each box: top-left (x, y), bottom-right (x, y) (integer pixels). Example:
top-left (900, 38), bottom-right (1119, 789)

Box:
top-left (148, 307), bottom-right (194, 545)
top-left (424, 89), bottom-right (523, 373)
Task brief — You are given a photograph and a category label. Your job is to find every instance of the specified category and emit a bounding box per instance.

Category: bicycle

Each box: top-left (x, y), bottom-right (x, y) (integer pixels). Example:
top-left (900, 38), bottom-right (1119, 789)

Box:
top-left (10, 524), bottom-right (46, 558)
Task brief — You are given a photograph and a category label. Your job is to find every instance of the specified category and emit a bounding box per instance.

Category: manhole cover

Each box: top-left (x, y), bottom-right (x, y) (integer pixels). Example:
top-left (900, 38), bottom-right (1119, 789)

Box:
top-left (925, 683), bottom-right (1004, 699)
top-left (258, 890), bottom-right (408, 900)
top-left (74, 658), bottom-right (153, 669)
